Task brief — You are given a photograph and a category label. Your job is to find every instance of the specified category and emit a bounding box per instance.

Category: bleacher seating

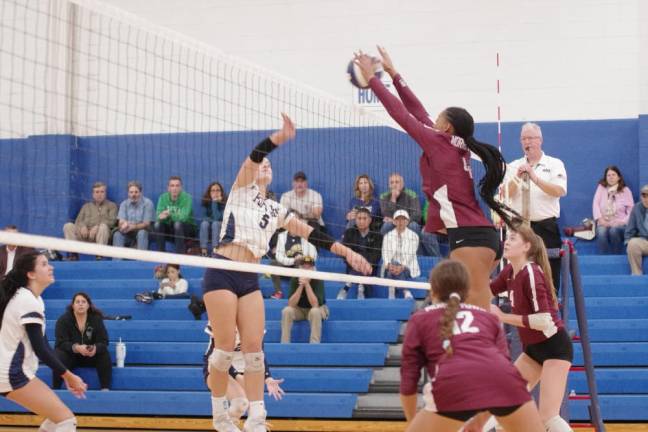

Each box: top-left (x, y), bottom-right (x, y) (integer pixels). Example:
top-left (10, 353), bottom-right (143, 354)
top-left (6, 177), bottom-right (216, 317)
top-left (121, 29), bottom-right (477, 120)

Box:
top-left (1, 254), bottom-right (647, 421)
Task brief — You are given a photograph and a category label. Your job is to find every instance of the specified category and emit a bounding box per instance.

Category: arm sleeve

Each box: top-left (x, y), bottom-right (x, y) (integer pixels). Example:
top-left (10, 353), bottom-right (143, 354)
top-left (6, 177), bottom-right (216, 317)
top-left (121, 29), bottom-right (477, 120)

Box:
top-left (381, 233), bottom-right (393, 267)
top-left (391, 74), bottom-right (435, 127)
top-left (106, 202), bottom-right (118, 228)
top-left (490, 266), bottom-right (511, 295)
top-left (399, 318), bottom-right (426, 395)
top-left (174, 279), bottom-right (189, 295)
top-left (92, 317), bottom-right (109, 354)
top-left (25, 323), bottom-right (67, 377)
top-left (551, 159), bottom-right (568, 192)
top-left (524, 266), bottom-right (551, 313)
top-left (74, 204), bottom-right (87, 226)
top-left (625, 207), bottom-right (638, 242)
top-left (177, 194), bottom-right (193, 223)
top-left (144, 200), bottom-right (155, 223)
top-left (621, 188), bottom-right (634, 224)
top-left (117, 202), bottom-right (127, 222)
top-left (54, 317), bottom-right (74, 353)
top-left (156, 196), bottom-right (166, 219)
top-left (369, 77), bottom-right (443, 153)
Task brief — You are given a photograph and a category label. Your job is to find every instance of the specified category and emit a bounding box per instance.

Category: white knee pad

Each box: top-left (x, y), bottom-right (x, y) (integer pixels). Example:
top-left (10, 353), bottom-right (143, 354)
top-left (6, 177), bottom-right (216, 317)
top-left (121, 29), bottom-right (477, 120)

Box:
top-left (209, 348), bottom-right (234, 373)
top-left (55, 417), bottom-right (77, 432)
top-left (544, 415), bottom-right (573, 432)
top-left (38, 419), bottom-right (57, 432)
top-left (228, 397), bottom-right (249, 420)
top-left (243, 351), bottom-right (265, 373)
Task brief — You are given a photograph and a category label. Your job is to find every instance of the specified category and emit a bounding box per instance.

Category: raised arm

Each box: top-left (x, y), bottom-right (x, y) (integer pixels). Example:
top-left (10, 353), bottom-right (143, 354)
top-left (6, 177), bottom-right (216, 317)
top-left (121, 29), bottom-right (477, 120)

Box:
top-left (284, 217), bottom-right (372, 275)
top-left (354, 53), bottom-right (439, 152)
top-left (377, 45), bottom-right (433, 127)
top-left (233, 113), bottom-right (296, 189)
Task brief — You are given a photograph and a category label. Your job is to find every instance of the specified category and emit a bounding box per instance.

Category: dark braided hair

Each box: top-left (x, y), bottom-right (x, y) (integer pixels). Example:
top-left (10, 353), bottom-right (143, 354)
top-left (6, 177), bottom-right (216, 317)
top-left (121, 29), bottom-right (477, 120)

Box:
top-left (443, 107), bottom-right (519, 227)
top-left (0, 251), bottom-right (44, 327)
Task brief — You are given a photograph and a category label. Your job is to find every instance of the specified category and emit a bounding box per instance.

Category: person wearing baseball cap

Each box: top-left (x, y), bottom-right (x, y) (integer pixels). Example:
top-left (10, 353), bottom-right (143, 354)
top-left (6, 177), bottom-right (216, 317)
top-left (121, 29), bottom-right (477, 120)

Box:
top-left (280, 255), bottom-right (329, 343)
top-left (280, 171), bottom-right (326, 233)
top-left (625, 183), bottom-right (648, 275)
top-left (381, 209), bottom-right (420, 299)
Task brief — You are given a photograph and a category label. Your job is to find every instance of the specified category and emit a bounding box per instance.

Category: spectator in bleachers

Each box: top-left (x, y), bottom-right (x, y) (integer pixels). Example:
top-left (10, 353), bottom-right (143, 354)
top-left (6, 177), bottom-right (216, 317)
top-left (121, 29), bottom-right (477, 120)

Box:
top-left (379, 172), bottom-right (422, 235)
top-left (625, 184), bottom-right (648, 275)
top-left (280, 171), bottom-right (326, 233)
top-left (270, 212), bottom-right (318, 300)
top-left (280, 256), bottom-right (328, 343)
top-left (506, 122), bottom-right (567, 293)
top-left (337, 207), bottom-right (383, 299)
top-left (199, 181), bottom-right (226, 257)
top-left (381, 210), bottom-right (419, 300)
top-left (592, 166), bottom-right (633, 254)
top-left (153, 176), bottom-right (196, 254)
top-left (135, 263), bottom-right (189, 303)
top-left (112, 181), bottom-right (155, 252)
top-left (63, 181), bottom-right (117, 261)
top-left (345, 174), bottom-right (382, 231)
top-left (0, 225), bottom-right (35, 277)
top-left (54, 292), bottom-right (112, 391)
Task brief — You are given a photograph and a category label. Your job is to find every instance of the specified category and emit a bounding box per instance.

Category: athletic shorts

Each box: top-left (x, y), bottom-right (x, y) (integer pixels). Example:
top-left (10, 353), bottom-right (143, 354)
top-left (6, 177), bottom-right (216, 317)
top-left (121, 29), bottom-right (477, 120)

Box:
top-left (202, 254), bottom-right (260, 297)
top-left (524, 328), bottom-right (574, 364)
top-left (447, 226), bottom-right (502, 259)
top-left (437, 405), bottom-right (521, 422)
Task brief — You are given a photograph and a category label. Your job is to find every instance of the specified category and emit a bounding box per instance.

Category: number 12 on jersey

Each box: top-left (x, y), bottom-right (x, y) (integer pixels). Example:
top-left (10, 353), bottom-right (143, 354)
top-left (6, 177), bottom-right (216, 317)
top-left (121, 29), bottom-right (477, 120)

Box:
top-left (452, 311), bottom-right (480, 335)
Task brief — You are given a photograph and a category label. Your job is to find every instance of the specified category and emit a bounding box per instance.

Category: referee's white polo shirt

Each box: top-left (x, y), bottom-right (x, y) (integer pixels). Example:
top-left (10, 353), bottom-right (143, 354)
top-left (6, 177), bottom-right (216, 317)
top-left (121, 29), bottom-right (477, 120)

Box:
top-left (506, 152), bottom-right (567, 221)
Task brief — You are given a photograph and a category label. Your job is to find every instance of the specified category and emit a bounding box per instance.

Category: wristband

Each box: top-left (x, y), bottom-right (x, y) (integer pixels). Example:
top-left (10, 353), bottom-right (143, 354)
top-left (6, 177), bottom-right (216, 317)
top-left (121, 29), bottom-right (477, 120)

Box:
top-left (249, 137), bottom-right (278, 163)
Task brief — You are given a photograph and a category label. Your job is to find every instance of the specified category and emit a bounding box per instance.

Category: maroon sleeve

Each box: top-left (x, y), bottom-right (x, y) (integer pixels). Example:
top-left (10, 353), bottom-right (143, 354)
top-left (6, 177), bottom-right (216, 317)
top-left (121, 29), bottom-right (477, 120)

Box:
top-left (490, 265), bottom-right (511, 295)
top-left (524, 265), bottom-right (553, 313)
top-left (391, 74), bottom-right (434, 127)
top-left (400, 316), bottom-right (427, 395)
top-left (369, 77), bottom-right (445, 153)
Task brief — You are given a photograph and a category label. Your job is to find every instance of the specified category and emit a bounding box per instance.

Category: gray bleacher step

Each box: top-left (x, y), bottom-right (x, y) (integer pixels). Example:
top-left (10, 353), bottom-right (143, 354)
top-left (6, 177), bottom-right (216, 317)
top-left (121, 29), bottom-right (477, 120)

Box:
top-left (386, 344), bottom-right (402, 366)
top-left (370, 367), bottom-right (423, 392)
top-left (353, 393), bottom-right (415, 419)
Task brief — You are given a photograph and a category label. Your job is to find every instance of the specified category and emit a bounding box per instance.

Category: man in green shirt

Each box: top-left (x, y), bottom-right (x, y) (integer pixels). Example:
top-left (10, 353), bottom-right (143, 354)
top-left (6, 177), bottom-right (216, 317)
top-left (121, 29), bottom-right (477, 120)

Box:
top-left (153, 176), bottom-right (196, 254)
top-left (280, 256), bottom-right (329, 343)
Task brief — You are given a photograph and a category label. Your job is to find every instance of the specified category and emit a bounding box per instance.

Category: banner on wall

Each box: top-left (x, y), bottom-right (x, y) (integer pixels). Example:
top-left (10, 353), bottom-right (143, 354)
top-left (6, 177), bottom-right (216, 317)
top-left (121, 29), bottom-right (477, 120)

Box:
top-left (350, 76), bottom-right (393, 113)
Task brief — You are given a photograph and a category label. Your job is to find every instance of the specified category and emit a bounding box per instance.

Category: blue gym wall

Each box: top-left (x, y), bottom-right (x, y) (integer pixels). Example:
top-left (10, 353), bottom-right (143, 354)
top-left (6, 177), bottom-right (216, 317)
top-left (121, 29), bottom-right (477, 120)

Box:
top-left (0, 118), bottom-right (644, 243)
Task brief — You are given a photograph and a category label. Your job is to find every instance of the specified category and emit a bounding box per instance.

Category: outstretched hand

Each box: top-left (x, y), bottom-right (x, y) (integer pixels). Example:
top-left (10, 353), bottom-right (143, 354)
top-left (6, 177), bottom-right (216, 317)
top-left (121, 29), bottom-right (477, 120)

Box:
top-left (346, 250), bottom-right (372, 275)
top-left (376, 45), bottom-right (396, 76)
top-left (353, 51), bottom-right (379, 84)
top-left (269, 113), bottom-right (296, 146)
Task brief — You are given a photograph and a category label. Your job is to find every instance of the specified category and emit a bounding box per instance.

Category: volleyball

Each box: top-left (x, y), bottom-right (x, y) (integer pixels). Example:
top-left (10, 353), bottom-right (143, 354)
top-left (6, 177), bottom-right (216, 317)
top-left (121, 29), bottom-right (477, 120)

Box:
top-left (347, 58), bottom-right (383, 89)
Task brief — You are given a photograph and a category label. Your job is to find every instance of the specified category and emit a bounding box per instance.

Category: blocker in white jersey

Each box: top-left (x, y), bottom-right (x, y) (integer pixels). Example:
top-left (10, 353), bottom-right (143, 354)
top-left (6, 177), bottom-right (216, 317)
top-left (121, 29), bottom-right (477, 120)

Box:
top-left (0, 287), bottom-right (45, 393)
top-left (220, 183), bottom-right (292, 259)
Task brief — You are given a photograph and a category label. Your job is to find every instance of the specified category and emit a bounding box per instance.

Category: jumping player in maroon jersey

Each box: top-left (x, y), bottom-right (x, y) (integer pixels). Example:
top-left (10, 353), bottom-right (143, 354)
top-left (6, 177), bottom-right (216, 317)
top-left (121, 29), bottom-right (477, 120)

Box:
top-left (400, 260), bottom-right (544, 432)
top-left (354, 48), bottom-right (518, 310)
top-left (487, 223), bottom-right (574, 431)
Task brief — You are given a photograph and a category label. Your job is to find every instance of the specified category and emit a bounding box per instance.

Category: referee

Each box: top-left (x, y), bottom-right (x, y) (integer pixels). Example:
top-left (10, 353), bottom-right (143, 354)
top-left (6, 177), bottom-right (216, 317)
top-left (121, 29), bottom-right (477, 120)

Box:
top-left (506, 122), bottom-right (567, 294)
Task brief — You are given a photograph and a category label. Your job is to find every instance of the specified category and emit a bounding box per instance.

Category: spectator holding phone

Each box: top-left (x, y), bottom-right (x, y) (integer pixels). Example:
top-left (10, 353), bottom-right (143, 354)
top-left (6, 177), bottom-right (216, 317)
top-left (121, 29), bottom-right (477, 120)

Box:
top-left (54, 292), bottom-right (112, 390)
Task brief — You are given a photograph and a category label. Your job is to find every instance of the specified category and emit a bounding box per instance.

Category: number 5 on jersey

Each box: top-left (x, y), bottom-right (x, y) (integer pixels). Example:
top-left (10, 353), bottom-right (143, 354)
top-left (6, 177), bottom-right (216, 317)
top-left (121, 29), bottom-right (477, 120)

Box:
top-left (259, 214), bottom-right (270, 229)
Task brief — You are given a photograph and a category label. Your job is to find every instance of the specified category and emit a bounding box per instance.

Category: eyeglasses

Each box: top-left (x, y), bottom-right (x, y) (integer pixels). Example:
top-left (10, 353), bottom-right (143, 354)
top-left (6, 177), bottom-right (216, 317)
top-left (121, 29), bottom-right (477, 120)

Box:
top-left (641, 193), bottom-right (648, 198)
top-left (521, 136), bottom-right (541, 142)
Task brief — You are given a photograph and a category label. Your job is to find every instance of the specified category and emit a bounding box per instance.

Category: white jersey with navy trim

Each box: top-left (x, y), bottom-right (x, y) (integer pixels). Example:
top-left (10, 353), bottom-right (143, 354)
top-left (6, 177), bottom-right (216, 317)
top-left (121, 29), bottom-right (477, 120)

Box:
top-left (0, 288), bottom-right (45, 392)
top-left (220, 183), bottom-right (293, 258)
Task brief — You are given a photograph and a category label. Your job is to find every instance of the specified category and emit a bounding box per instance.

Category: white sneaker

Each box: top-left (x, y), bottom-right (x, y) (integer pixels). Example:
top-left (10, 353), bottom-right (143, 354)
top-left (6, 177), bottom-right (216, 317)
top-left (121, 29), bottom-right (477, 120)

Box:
top-left (388, 287), bottom-right (396, 300)
top-left (242, 415), bottom-right (267, 432)
top-left (357, 284), bottom-right (365, 300)
top-left (213, 413), bottom-right (241, 432)
top-left (336, 287), bottom-right (348, 300)
top-left (403, 289), bottom-right (413, 299)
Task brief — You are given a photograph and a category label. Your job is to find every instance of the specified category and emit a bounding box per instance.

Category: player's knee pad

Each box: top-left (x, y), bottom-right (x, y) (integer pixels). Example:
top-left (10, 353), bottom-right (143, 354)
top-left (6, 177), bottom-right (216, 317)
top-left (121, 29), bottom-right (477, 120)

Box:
top-left (209, 348), bottom-right (234, 373)
top-left (228, 397), bottom-right (249, 420)
top-left (243, 351), bottom-right (265, 373)
top-left (54, 417), bottom-right (77, 432)
top-left (544, 415), bottom-right (573, 432)
top-left (38, 419), bottom-right (57, 432)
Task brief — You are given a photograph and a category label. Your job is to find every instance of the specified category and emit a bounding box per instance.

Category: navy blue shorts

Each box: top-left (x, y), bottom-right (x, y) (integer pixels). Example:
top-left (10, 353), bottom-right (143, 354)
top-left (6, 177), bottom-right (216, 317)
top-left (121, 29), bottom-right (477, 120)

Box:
top-left (203, 254), bottom-right (260, 298)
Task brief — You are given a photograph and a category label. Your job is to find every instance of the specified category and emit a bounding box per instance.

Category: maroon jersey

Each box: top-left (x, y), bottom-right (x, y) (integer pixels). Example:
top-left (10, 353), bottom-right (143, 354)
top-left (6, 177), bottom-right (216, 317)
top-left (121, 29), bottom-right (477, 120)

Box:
top-left (369, 75), bottom-right (492, 233)
top-left (401, 303), bottom-right (530, 412)
top-left (491, 263), bottom-right (564, 347)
